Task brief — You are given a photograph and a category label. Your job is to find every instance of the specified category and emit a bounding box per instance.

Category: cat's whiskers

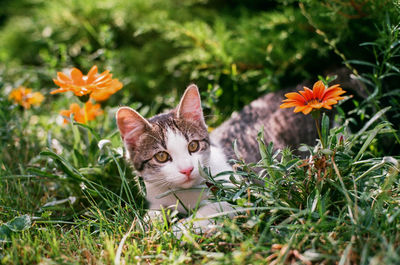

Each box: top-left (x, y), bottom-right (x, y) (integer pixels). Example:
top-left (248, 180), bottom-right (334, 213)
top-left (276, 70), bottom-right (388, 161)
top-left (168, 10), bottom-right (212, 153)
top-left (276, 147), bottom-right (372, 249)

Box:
top-left (151, 177), bottom-right (172, 188)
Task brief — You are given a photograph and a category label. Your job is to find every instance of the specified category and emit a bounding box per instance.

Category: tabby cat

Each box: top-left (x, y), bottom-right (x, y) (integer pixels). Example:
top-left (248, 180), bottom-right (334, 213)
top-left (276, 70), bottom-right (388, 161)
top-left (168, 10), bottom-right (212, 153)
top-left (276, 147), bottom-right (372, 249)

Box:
top-left (116, 85), bottom-right (236, 231)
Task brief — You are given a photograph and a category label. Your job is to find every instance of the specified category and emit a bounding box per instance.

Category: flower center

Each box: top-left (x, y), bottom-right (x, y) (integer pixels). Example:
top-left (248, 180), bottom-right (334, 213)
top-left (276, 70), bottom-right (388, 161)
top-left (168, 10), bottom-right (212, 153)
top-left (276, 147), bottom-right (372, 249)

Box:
top-left (307, 99), bottom-right (321, 105)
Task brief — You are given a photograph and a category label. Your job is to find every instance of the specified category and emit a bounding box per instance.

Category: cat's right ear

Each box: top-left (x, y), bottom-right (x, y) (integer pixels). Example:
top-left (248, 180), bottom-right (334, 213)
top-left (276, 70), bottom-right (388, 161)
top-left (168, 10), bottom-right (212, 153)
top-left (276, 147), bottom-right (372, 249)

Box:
top-left (177, 84), bottom-right (206, 127)
top-left (116, 107), bottom-right (151, 148)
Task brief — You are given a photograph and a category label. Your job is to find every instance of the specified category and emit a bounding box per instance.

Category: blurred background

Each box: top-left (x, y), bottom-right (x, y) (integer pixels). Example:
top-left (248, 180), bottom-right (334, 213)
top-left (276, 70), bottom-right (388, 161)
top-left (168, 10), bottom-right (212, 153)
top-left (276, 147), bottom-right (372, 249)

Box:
top-left (0, 0), bottom-right (399, 172)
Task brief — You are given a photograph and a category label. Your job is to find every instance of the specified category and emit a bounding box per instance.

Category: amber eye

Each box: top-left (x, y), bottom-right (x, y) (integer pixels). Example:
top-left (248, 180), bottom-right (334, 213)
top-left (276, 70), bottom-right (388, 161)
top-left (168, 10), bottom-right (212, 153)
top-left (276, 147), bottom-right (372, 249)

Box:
top-left (188, 140), bottom-right (200, 153)
top-left (154, 151), bottom-right (170, 163)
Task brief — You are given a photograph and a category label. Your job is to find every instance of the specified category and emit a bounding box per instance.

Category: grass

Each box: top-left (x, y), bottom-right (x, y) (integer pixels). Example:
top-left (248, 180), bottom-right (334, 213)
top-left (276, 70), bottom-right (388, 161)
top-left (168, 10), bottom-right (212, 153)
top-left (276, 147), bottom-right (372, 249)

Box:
top-left (1, 2), bottom-right (399, 264)
top-left (1, 104), bottom-right (400, 264)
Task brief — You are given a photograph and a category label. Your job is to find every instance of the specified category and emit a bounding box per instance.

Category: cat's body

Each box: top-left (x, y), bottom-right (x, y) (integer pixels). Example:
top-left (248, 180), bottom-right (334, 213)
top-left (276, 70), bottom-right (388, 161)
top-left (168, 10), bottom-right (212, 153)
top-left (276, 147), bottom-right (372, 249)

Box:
top-left (211, 87), bottom-right (317, 163)
top-left (116, 85), bottom-right (235, 231)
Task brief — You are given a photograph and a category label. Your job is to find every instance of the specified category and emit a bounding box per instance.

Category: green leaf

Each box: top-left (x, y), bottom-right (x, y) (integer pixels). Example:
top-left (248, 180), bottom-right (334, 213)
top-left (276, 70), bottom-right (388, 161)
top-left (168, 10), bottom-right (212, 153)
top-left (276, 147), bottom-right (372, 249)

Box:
top-left (354, 122), bottom-right (390, 161)
top-left (198, 161), bottom-right (209, 180)
top-left (74, 122), bottom-right (101, 141)
top-left (321, 149), bottom-right (334, 155)
top-left (40, 150), bottom-right (83, 182)
top-left (382, 89), bottom-right (400, 97)
top-left (351, 107), bottom-right (391, 146)
top-left (346, 60), bottom-right (377, 68)
top-left (321, 113), bottom-right (329, 148)
top-left (257, 126), bottom-right (267, 162)
top-left (70, 117), bottom-right (81, 150)
top-left (79, 167), bottom-right (104, 176)
top-left (233, 139), bottom-right (241, 160)
top-left (298, 145), bottom-right (309, 152)
top-left (73, 149), bottom-right (86, 167)
top-left (26, 167), bottom-right (60, 180)
top-left (0, 225), bottom-right (11, 242)
top-left (384, 62), bottom-right (400, 73)
top-left (6, 215), bottom-right (31, 232)
top-left (359, 42), bottom-right (379, 47)
top-left (232, 186), bottom-right (246, 201)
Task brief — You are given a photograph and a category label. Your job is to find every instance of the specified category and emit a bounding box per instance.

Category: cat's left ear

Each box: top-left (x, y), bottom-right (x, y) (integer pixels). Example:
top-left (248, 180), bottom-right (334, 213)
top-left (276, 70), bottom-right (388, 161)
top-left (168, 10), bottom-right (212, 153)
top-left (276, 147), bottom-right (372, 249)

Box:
top-left (177, 84), bottom-right (206, 126)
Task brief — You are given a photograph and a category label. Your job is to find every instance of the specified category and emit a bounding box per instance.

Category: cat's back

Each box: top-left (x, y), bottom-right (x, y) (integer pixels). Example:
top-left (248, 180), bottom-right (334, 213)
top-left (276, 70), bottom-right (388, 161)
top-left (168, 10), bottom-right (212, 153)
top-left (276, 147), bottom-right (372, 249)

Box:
top-left (211, 87), bottom-right (317, 163)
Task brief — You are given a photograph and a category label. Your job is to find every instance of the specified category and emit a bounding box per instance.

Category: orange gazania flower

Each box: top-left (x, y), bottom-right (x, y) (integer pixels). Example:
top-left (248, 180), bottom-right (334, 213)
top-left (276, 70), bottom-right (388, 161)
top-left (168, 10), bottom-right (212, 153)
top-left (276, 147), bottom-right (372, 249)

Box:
top-left (90, 79), bottom-right (124, 101)
top-left (60, 101), bottom-right (103, 124)
top-left (280, 81), bottom-right (346, 115)
top-left (51, 65), bottom-right (123, 101)
top-left (9, 86), bottom-right (44, 109)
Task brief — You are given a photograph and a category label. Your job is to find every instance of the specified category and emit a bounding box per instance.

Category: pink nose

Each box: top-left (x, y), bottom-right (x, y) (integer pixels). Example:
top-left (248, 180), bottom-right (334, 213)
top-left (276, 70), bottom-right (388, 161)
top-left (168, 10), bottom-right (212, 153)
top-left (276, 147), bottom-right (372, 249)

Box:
top-left (180, 167), bottom-right (194, 177)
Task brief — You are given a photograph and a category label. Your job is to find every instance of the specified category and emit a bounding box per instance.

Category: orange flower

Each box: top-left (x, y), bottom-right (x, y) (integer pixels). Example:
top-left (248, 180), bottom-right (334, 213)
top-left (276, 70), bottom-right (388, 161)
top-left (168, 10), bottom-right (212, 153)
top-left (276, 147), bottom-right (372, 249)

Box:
top-left (51, 65), bottom-right (123, 100)
top-left (90, 79), bottom-right (124, 101)
top-left (9, 86), bottom-right (44, 109)
top-left (60, 101), bottom-right (103, 124)
top-left (280, 81), bottom-right (346, 115)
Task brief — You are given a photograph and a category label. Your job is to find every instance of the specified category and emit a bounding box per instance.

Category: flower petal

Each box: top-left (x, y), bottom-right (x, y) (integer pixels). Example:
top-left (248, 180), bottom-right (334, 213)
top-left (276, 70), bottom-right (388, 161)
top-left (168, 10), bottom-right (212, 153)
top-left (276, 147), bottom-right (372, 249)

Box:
top-left (312, 81), bottom-right (325, 100)
top-left (52, 66), bottom-right (123, 100)
top-left (302, 106), bottom-right (313, 115)
top-left (86, 65), bottom-right (98, 83)
top-left (300, 87), bottom-right (314, 101)
top-left (309, 102), bottom-right (323, 109)
top-left (323, 99), bottom-right (338, 106)
top-left (57, 72), bottom-right (72, 83)
top-left (280, 102), bottom-right (301, 108)
top-left (322, 86), bottom-right (345, 98)
top-left (327, 84), bottom-right (341, 90)
top-left (111, 79), bottom-right (123, 90)
top-left (294, 105), bottom-right (308, 113)
top-left (323, 89), bottom-right (346, 100)
top-left (94, 70), bottom-right (111, 83)
top-left (70, 68), bottom-right (85, 86)
top-left (284, 92), bottom-right (306, 102)
top-left (53, 79), bottom-right (69, 88)
top-left (50, 87), bottom-right (67, 94)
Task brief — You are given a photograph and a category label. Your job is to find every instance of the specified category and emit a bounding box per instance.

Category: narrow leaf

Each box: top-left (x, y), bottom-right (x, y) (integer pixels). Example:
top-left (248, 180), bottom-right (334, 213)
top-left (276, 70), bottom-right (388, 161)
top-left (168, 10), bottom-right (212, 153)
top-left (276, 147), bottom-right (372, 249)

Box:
top-left (321, 113), bottom-right (329, 148)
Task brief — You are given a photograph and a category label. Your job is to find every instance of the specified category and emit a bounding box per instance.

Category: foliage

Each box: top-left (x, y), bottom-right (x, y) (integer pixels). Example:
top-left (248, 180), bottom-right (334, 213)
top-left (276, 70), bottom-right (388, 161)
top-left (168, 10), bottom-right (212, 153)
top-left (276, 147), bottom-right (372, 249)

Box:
top-left (1, 0), bottom-right (400, 264)
top-left (0, 0), bottom-right (360, 124)
top-left (1, 0), bottom-right (397, 124)
top-left (204, 110), bottom-right (399, 264)
top-left (298, 0), bottom-right (399, 64)
top-left (298, 0), bottom-right (400, 155)
top-left (1, 114), bottom-right (399, 264)
top-left (347, 19), bottom-right (400, 155)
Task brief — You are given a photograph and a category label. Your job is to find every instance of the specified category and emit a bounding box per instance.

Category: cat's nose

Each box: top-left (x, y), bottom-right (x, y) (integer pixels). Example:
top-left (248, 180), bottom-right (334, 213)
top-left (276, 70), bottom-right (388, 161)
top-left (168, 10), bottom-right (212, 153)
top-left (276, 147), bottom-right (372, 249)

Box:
top-left (180, 167), bottom-right (194, 177)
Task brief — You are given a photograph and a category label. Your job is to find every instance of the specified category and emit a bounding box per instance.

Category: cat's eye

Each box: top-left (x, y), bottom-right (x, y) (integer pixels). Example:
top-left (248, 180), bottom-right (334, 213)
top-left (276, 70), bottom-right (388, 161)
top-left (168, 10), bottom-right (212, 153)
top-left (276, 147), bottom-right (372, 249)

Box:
top-left (154, 151), bottom-right (170, 163)
top-left (188, 140), bottom-right (200, 153)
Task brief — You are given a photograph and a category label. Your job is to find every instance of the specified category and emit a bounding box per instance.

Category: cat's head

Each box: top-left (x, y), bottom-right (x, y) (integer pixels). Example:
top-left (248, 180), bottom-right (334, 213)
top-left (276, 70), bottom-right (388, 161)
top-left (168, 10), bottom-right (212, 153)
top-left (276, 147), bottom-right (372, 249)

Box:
top-left (116, 84), bottom-right (210, 189)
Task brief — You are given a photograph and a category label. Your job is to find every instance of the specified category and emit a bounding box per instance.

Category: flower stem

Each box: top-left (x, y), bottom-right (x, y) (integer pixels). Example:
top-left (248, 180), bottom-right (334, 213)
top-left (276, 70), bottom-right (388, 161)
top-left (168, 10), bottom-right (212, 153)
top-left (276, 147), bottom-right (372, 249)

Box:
top-left (312, 110), bottom-right (324, 148)
top-left (315, 118), bottom-right (324, 147)
top-left (84, 103), bottom-right (88, 124)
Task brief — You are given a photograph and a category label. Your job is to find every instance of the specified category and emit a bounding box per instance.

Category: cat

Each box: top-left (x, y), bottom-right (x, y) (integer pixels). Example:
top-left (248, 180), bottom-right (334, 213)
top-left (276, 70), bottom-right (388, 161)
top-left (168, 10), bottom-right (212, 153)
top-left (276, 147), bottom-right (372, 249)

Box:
top-left (116, 84), bottom-right (237, 232)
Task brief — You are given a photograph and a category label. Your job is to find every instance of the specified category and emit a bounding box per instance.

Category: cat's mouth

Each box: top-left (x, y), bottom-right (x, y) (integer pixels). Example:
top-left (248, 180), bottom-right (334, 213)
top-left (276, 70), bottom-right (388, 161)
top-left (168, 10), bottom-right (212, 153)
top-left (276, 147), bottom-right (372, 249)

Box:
top-left (181, 177), bottom-right (194, 184)
top-left (177, 175), bottom-right (198, 188)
